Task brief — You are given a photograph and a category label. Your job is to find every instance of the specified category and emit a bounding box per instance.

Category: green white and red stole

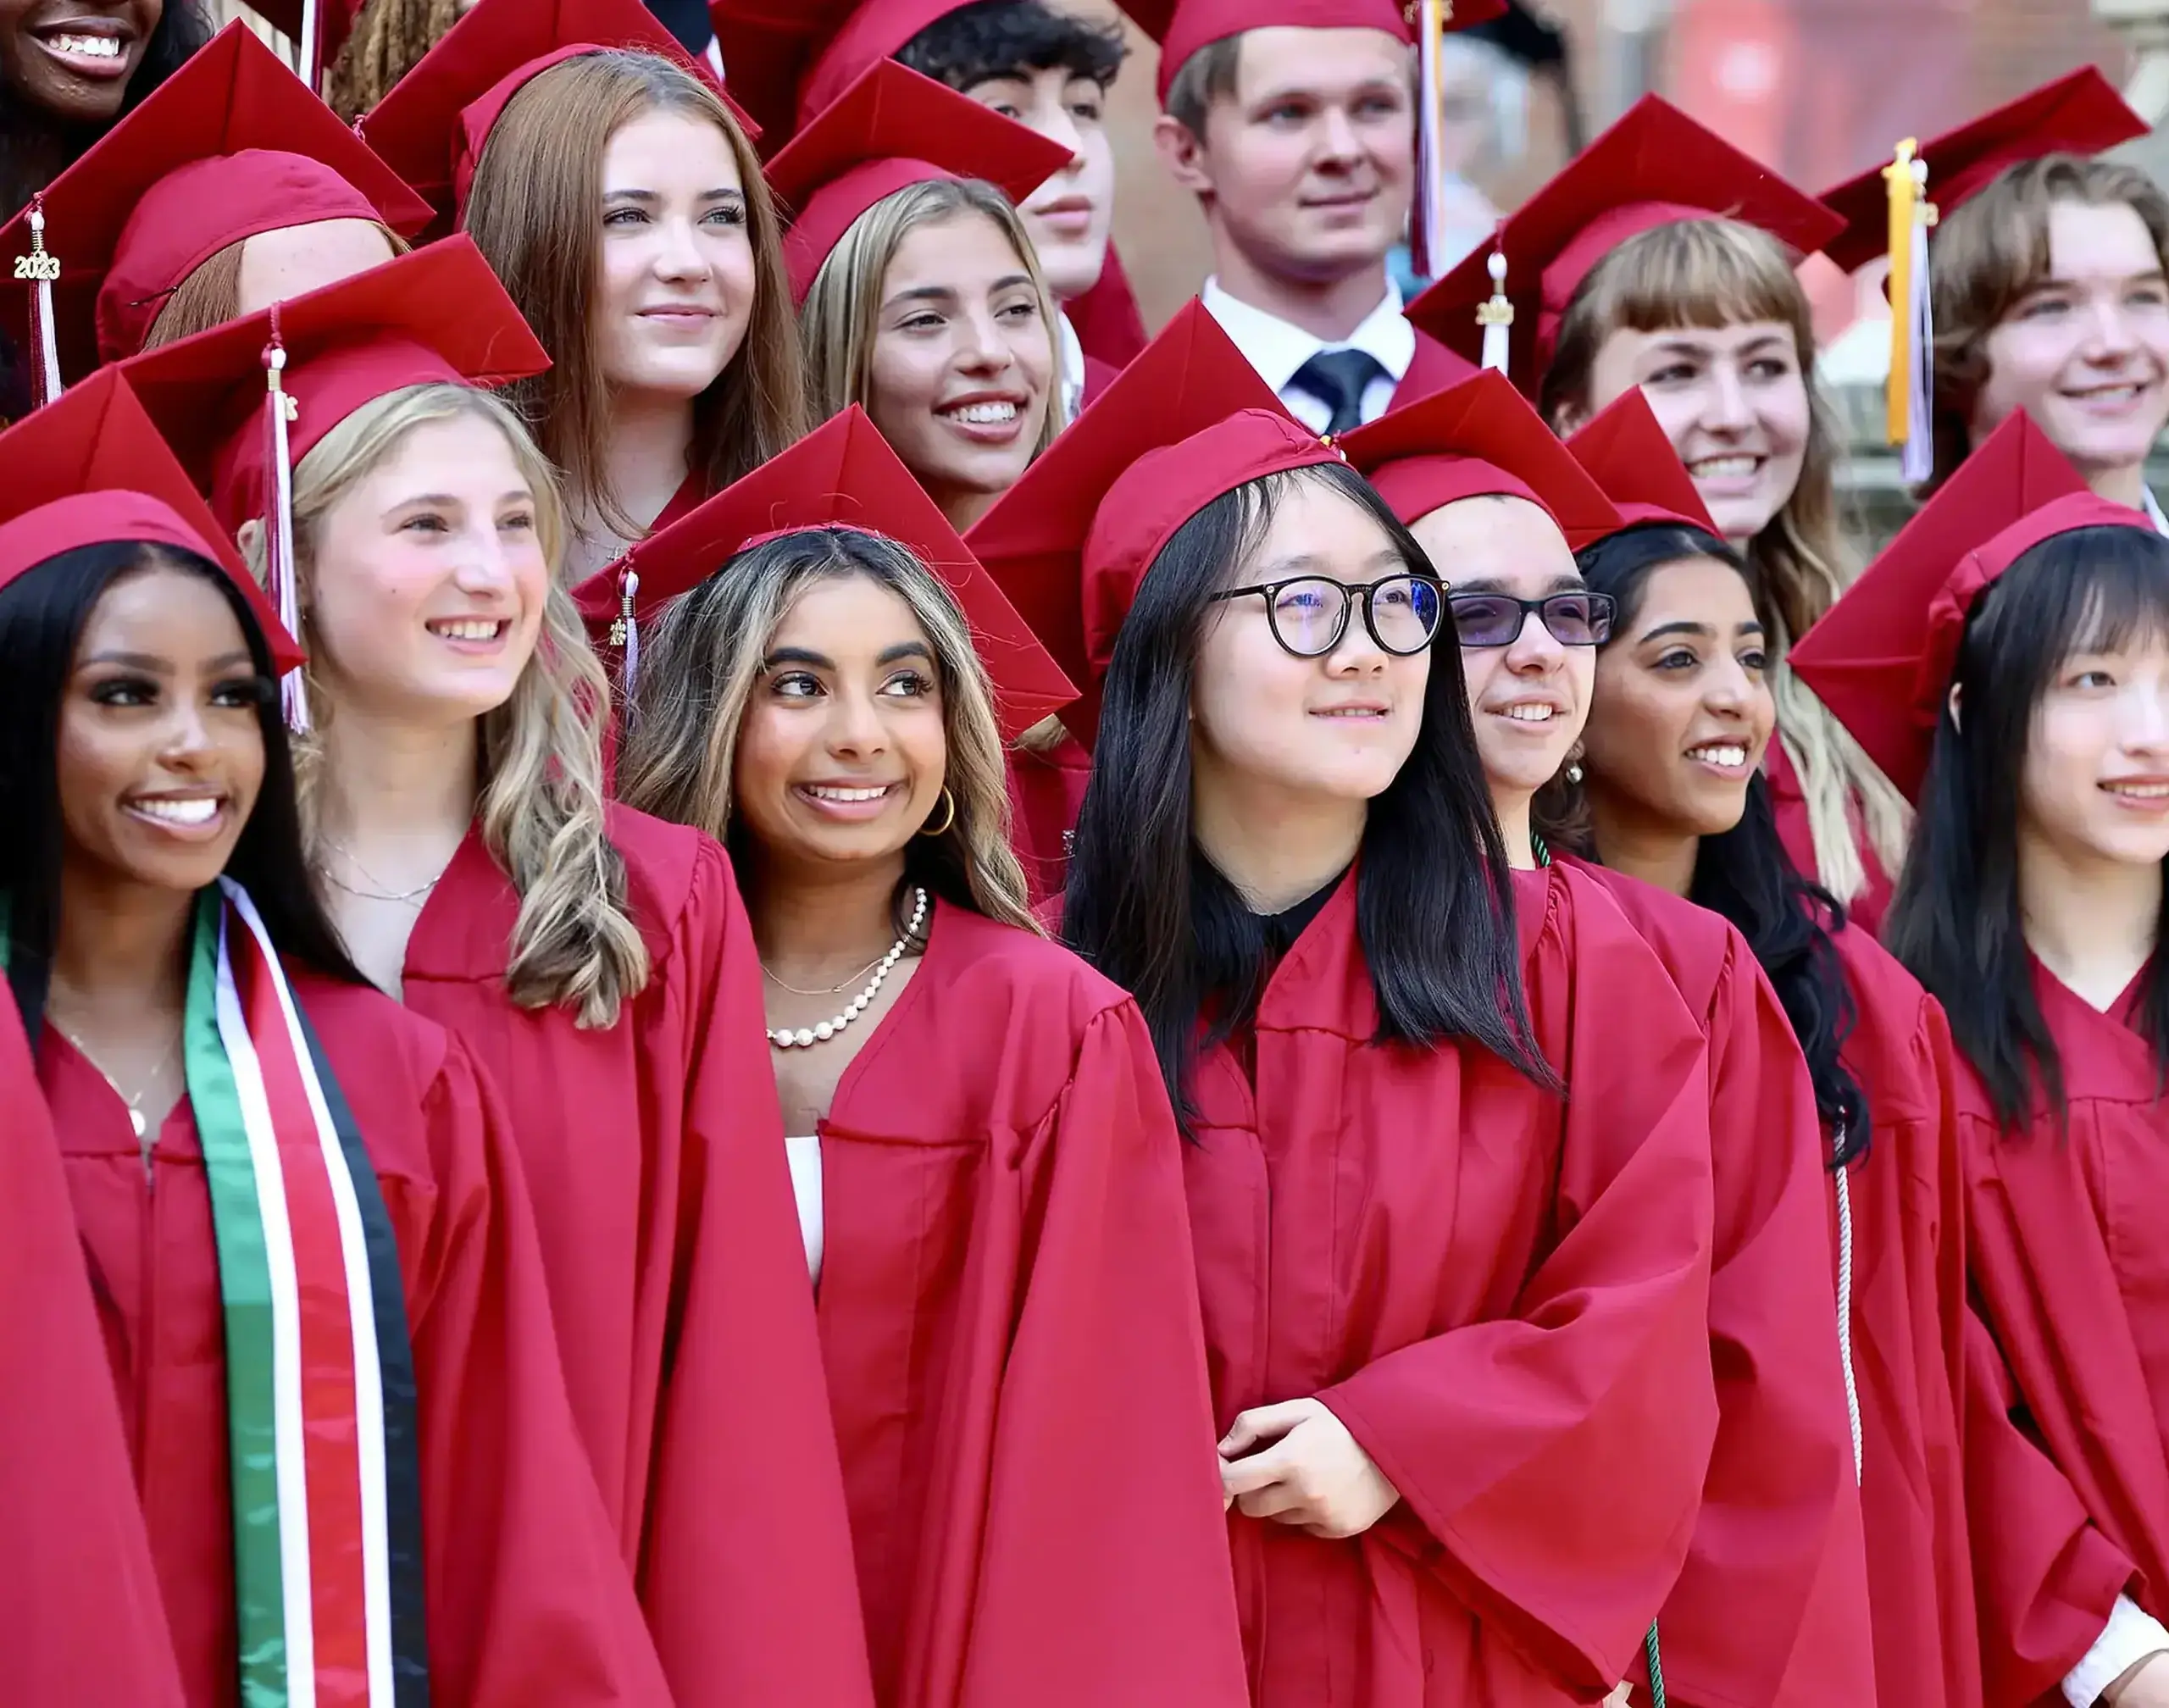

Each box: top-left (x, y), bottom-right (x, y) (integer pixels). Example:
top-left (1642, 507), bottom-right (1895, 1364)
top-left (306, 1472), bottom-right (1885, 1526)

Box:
top-left (192, 879), bottom-right (430, 1707)
top-left (8, 880), bottom-right (431, 1706)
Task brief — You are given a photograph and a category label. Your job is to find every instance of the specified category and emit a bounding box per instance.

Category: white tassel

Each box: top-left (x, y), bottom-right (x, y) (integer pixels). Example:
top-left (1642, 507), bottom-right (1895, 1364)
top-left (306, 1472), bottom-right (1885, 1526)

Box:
top-left (20, 198), bottom-right (62, 408)
top-left (299, 0), bottom-right (320, 92)
top-left (612, 565), bottom-right (641, 706)
top-left (1478, 247), bottom-right (1512, 375)
top-left (1412, 0), bottom-right (1447, 279)
top-left (1901, 154), bottom-right (1935, 486)
top-left (263, 338), bottom-right (308, 732)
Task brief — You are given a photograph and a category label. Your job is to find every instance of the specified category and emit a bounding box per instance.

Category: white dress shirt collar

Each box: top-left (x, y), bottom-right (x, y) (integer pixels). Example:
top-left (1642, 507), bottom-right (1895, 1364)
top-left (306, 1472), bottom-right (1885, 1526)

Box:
top-left (1200, 276), bottom-right (1417, 395)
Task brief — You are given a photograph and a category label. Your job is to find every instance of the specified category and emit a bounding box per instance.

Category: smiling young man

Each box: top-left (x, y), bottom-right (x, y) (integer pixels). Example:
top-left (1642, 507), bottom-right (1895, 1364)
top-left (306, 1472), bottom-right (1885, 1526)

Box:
top-left (1820, 69), bottom-right (2169, 525)
top-left (1143, 0), bottom-right (1478, 434)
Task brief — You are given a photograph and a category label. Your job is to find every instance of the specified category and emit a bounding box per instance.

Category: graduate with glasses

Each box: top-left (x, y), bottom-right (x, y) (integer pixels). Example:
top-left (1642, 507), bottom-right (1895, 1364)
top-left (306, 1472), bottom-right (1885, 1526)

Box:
top-left (974, 302), bottom-right (1721, 1708)
top-left (1343, 374), bottom-right (1873, 1707)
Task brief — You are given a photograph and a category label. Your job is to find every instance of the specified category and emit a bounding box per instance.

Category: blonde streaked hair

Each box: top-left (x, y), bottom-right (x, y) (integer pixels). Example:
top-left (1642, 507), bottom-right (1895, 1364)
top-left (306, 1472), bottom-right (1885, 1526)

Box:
top-left (466, 50), bottom-right (807, 541)
top-left (1541, 215), bottom-right (1911, 906)
top-left (616, 525), bottom-right (1039, 935)
top-left (798, 176), bottom-right (1068, 451)
top-left (260, 382), bottom-right (651, 1028)
top-left (1929, 153), bottom-right (2169, 491)
top-left (327, 0), bottom-right (459, 123)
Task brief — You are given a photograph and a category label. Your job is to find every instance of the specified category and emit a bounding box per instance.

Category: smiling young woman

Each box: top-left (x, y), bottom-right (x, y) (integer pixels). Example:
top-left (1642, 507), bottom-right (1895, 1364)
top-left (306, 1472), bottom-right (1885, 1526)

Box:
top-left (1797, 411), bottom-right (2169, 1708)
top-left (1410, 97), bottom-right (1913, 934)
top-left (972, 304), bottom-right (1722, 1708)
top-left (116, 243), bottom-right (872, 1706)
top-left (0, 369), bottom-right (672, 1708)
top-left (775, 60), bottom-right (1073, 535)
top-left (602, 406), bottom-right (1248, 1708)
top-left (1544, 397), bottom-right (1982, 1708)
top-left (1345, 376), bottom-right (1876, 1708)
top-left (0, 0), bottom-right (208, 221)
top-left (361, 0), bottom-right (807, 582)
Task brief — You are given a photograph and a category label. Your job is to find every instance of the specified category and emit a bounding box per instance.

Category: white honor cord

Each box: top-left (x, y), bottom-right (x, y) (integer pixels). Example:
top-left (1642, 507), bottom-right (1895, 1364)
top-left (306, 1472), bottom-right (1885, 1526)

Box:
top-left (1834, 1162), bottom-right (1863, 1484)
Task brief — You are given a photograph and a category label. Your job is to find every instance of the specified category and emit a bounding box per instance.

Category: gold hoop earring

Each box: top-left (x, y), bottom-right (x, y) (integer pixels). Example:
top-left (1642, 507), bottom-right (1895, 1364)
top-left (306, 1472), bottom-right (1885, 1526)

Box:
top-left (918, 787), bottom-right (957, 839)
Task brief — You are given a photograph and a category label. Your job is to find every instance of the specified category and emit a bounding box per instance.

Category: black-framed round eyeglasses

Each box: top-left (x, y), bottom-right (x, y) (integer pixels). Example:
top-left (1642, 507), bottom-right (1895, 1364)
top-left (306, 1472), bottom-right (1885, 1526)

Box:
top-left (1449, 590), bottom-right (1616, 649)
top-left (1208, 573), bottom-right (1446, 658)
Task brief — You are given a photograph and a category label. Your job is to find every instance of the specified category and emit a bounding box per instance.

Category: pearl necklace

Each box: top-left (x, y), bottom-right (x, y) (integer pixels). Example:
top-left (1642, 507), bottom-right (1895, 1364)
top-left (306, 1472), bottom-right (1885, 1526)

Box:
top-left (766, 888), bottom-right (927, 1050)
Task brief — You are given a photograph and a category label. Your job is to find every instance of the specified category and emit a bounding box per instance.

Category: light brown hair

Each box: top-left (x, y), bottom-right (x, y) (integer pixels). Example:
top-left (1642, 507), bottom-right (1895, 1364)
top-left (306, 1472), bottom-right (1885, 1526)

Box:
top-left (142, 225), bottom-right (411, 351)
top-left (617, 525), bottom-right (1038, 935)
top-left (1928, 152), bottom-right (2169, 491)
top-left (464, 49), bottom-right (807, 540)
top-left (1162, 36), bottom-right (1243, 138)
top-left (257, 382), bottom-right (652, 1028)
top-left (1542, 215), bottom-right (1911, 906)
top-left (327, 0), bottom-right (459, 123)
top-left (798, 176), bottom-right (1067, 453)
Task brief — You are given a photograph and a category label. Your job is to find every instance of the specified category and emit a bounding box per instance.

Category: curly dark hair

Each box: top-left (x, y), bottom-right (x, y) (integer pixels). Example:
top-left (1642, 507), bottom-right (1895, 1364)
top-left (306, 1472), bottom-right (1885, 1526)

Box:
top-left (896, 0), bottom-right (1126, 94)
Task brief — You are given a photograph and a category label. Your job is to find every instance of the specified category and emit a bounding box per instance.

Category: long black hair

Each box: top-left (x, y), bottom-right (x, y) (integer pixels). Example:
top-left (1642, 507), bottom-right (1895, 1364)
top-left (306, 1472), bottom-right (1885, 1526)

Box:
top-left (1566, 522), bottom-right (1870, 1165)
top-left (0, 0), bottom-right (213, 221)
top-left (0, 541), bottom-right (362, 1044)
top-left (1886, 524), bottom-right (2169, 1133)
top-left (1060, 458), bottom-right (1551, 1120)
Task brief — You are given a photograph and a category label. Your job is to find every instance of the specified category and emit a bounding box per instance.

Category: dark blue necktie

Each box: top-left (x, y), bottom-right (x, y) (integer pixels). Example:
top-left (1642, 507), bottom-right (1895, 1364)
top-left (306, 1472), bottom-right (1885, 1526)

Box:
top-left (1290, 348), bottom-right (1389, 435)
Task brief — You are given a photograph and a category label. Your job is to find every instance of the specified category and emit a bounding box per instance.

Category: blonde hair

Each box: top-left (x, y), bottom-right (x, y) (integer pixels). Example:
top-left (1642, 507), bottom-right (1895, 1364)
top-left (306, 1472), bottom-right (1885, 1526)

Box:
top-left (1929, 153), bottom-right (2169, 491)
top-left (327, 0), bottom-right (460, 123)
top-left (616, 525), bottom-right (1039, 934)
top-left (1542, 216), bottom-right (1911, 905)
top-left (143, 225), bottom-right (411, 352)
top-left (269, 382), bottom-right (652, 1027)
top-left (465, 51), bottom-right (807, 539)
top-left (799, 177), bottom-right (1068, 452)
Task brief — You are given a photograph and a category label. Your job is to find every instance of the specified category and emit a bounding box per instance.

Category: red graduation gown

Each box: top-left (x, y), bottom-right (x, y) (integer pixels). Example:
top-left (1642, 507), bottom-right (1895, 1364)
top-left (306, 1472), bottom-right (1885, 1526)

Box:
top-left (1961, 964), bottom-right (2169, 1704)
top-left (1765, 739), bottom-right (1895, 938)
top-left (1184, 862), bottom-right (1720, 1705)
top-left (44, 970), bottom-right (668, 1707)
top-left (1802, 926), bottom-right (1977, 1708)
top-left (401, 808), bottom-right (871, 1705)
top-left (1563, 859), bottom-right (1871, 1708)
top-left (812, 900), bottom-right (1249, 1708)
top-left (1387, 329), bottom-right (1482, 412)
top-left (3, 1002), bottom-right (186, 1708)
top-left (1003, 729), bottom-right (1092, 906)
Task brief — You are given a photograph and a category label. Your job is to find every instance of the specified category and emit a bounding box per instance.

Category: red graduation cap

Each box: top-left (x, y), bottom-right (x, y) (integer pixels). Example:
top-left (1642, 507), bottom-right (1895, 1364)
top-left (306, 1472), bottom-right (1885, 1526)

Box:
top-left (765, 59), bottom-right (1075, 302)
top-left (1820, 68), bottom-right (2149, 274)
top-left (1563, 387), bottom-right (1721, 545)
top-left (1125, 0), bottom-right (1505, 106)
top-left (1337, 368), bottom-right (1619, 542)
top-left (701, 0), bottom-right (971, 146)
top-left (1406, 95), bottom-right (1844, 389)
top-left (570, 404), bottom-right (1076, 738)
top-left (966, 298), bottom-right (1335, 750)
top-left (114, 236), bottom-right (545, 725)
top-left (0, 368), bottom-right (299, 671)
top-left (0, 25), bottom-right (432, 380)
top-left (360, 0), bottom-right (749, 227)
top-left (1788, 409), bottom-right (2141, 801)
top-left (112, 236), bottom-right (546, 531)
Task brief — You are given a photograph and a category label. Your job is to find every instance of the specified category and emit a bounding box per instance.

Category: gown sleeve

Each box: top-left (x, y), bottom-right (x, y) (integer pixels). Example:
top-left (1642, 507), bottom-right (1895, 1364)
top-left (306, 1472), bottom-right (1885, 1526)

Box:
top-left (926, 999), bottom-right (1251, 1708)
top-left (634, 840), bottom-right (876, 1706)
top-left (1317, 879), bottom-right (1721, 1696)
top-left (2, 1016), bottom-right (186, 1708)
top-left (408, 1031), bottom-right (674, 1707)
top-left (1642, 936), bottom-right (1867, 1708)
top-left (1964, 1307), bottom-right (2139, 1706)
